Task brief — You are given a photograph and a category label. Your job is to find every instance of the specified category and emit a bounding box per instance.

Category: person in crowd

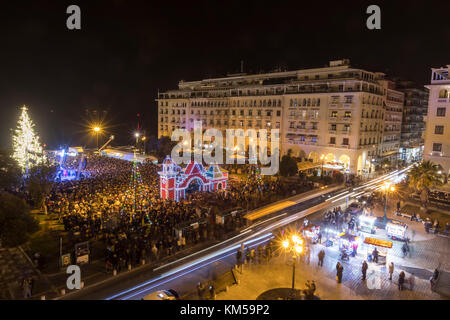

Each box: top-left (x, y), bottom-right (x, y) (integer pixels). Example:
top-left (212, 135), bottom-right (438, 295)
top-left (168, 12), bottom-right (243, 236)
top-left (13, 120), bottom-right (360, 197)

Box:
top-left (236, 249), bottom-right (242, 272)
top-left (409, 273), bottom-right (415, 291)
top-left (398, 271), bottom-right (405, 291)
top-left (372, 247), bottom-right (379, 263)
top-left (318, 249), bottom-right (325, 267)
top-left (361, 260), bottom-right (368, 281)
top-left (336, 262), bottom-right (343, 283)
top-left (389, 262), bottom-right (394, 280)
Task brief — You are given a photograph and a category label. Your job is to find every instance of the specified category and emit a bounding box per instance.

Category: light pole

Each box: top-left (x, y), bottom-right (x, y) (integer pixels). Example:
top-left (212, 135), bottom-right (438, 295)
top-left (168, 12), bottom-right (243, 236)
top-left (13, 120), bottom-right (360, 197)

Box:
top-left (282, 234), bottom-right (304, 298)
top-left (135, 132), bottom-right (140, 149)
top-left (320, 154), bottom-right (327, 179)
top-left (93, 126), bottom-right (101, 150)
top-left (142, 136), bottom-right (146, 155)
top-left (380, 182), bottom-right (395, 225)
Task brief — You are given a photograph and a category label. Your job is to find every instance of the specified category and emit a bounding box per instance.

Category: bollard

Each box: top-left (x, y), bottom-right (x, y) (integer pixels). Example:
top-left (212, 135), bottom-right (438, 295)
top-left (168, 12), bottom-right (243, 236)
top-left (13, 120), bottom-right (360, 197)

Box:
top-left (80, 281), bottom-right (84, 289)
top-left (60, 289), bottom-right (65, 295)
top-left (142, 259), bottom-right (146, 266)
top-left (113, 269), bottom-right (117, 276)
top-left (128, 264), bottom-right (132, 271)
top-left (41, 295), bottom-right (46, 300)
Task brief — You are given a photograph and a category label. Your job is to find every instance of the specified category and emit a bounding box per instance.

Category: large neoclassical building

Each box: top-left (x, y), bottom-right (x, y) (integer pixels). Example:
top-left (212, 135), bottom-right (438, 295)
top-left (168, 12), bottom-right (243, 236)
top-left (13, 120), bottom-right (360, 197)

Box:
top-left (157, 59), bottom-right (404, 176)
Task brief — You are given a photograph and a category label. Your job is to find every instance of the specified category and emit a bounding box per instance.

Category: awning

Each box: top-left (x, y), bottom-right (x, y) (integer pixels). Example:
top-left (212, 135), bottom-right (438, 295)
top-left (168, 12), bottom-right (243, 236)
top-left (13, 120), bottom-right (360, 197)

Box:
top-left (297, 162), bottom-right (321, 171)
top-left (363, 237), bottom-right (393, 248)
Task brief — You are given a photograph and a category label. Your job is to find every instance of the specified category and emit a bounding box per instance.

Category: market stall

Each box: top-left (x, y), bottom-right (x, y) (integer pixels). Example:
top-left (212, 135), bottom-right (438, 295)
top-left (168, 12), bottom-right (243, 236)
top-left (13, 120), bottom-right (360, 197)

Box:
top-left (338, 233), bottom-right (360, 257)
top-left (386, 220), bottom-right (408, 240)
top-left (358, 215), bottom-right (377, 234)
top-left (363, 237), bottom-right (393, 265)
top-left (303, 224), bottom-right (321, 244)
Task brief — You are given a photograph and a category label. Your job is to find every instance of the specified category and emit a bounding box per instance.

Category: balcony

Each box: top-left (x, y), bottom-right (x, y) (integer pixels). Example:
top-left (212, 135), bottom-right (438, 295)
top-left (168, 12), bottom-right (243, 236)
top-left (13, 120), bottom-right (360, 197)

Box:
top-left (341, 117), bottom-right (352, 122)
top-left (329, 102), bottom-right (340, 107)
top-left (329, 129), bottom-right (337, 134)
top-left (342, 102), bottom-right (354, 108)
top-left (437, 98), bottom-right (449, 103)
top-left (329, 116), bottom-right (338, 121)
top-left (341, 130), bottom-right (351, 135)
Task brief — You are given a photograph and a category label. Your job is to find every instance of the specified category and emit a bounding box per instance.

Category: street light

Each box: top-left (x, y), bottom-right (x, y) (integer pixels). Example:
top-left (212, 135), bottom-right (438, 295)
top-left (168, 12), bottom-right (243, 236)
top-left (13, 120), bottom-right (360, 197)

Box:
top-left (135, 132), bottom-right (140, 147)
top-left (92, 126), bottom-right (102, 150)
top-left (380, 182), bottom-right (395, 225)
top-left (281, 233), bottom-right (304, 298)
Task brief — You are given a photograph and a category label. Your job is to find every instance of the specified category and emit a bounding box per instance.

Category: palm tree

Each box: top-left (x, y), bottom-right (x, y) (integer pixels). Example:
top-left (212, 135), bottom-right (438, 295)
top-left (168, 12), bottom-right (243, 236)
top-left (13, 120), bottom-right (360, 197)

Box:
top-left (407, 160), bottom-right (443, 208)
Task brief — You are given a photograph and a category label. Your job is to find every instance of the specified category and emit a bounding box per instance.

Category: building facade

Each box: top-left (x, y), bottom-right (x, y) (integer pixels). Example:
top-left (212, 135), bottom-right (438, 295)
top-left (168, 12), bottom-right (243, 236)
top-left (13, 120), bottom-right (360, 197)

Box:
top-left (396, 81), bottom-right (428, 163)
top-left (157, 59), bottom-right (393, 175)
top-left (378, 80), bottom-right (404, 167)
top-left (424, 65), bottom-right (450, 177)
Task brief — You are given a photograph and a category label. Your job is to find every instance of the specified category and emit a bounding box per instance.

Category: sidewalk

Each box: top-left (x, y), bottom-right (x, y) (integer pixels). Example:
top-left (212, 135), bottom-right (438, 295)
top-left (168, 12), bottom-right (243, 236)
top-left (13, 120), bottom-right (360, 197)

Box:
top-left (217, 199), bottom-right (449, 300)
top-left (218, 243), bottom-right (445, 300)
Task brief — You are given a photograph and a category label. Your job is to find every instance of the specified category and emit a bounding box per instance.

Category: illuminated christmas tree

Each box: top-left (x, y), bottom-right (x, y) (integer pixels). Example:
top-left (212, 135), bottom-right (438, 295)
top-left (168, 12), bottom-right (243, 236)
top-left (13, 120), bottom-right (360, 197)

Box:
top-left (12, 105), bottom-right (45, 173)
top-left (121, 158), bottom-right (149, 223)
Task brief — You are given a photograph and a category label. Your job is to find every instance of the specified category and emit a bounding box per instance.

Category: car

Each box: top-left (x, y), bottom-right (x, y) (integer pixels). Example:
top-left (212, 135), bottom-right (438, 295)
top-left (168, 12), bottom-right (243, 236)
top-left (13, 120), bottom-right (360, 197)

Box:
top-left (142, 289), bottom-right (180, 300)
top-left (346, 202), bottom-right (362, 215)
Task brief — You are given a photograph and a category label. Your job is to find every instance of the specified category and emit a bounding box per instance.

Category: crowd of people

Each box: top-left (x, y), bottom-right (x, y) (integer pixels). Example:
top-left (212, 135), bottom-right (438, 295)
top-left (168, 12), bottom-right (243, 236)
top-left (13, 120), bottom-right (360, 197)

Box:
top-left (44, 154), bottom-right (307, 273)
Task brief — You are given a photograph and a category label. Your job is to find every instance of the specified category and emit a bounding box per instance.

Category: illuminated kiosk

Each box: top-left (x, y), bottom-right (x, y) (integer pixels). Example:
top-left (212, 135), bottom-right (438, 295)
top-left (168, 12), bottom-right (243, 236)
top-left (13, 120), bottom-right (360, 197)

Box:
top-left (158, 156), bottom-right (228, 201)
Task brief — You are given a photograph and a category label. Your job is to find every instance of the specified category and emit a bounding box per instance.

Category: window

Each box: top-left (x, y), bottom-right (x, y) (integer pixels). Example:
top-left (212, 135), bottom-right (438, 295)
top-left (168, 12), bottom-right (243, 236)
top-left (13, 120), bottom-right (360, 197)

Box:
top-left (437, 108), bottom-right (446, 117)
top-left (342, 138), bottom-right (349, 145)
top-left (331, 111), bottom-right (338, 118)
top-left (344, 111), bottom-right (352, 118)
top-left (331, 124), bottom-right (336, 131)
top-left (432, 143), bottom-right (442, 152)
top-left (248, 110), bottom-right (253, 116)
top-left (330, 137), bottom-right (336, 144)
top-left (435, 125), bottom-right (444, 135)
top-left (276, 110), bottom-right (281, 116)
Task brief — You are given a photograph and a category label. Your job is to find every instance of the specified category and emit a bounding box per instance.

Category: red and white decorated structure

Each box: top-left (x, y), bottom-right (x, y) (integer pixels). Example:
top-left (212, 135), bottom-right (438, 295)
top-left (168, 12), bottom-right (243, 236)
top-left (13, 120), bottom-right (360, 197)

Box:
top-left (158, 156), bottom-right (228, 201)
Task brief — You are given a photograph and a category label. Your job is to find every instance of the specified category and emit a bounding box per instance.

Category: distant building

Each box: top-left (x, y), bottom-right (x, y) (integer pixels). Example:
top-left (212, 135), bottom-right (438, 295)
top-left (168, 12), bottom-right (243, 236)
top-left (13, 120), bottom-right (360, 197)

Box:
top-left (395, 80), bottom-right (428, 163)
top-left (157, 59), bottom-right (399, 176)
top-left (378, 80), bottom-right (404, 167)
top-left (424, 65), bottom-right (450, 177)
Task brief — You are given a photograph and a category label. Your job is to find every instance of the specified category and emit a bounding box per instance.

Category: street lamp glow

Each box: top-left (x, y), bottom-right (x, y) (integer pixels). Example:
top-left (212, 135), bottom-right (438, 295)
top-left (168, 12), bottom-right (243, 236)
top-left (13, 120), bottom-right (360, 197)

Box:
top-left (295, 246), bottom-right (303, 254)
top-left (292, 235), bottom-right (301, 244)
top-left (93, 126), bottom-right (101, 132)
top-left (282, 240), bottom-right (289, 248)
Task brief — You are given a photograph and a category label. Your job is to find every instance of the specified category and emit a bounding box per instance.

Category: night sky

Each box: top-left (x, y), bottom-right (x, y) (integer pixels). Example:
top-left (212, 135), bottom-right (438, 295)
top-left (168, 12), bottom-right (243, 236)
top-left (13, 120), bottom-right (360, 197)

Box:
top-left (0, 0), bottom-right (449, 149)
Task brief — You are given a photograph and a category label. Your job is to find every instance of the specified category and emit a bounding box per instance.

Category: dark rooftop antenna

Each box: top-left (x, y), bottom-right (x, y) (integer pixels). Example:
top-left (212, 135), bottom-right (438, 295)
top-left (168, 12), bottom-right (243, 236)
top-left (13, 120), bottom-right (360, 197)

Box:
top-left (240, 60), bottom-right (244, 73)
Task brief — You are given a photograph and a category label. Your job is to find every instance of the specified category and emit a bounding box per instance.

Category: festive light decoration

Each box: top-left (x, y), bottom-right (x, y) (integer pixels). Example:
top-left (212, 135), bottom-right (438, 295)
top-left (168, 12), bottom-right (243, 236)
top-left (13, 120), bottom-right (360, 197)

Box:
top-left (12, 105), bottom-right (45, 173)
top-left (121, 158), bottom-right (149, 222)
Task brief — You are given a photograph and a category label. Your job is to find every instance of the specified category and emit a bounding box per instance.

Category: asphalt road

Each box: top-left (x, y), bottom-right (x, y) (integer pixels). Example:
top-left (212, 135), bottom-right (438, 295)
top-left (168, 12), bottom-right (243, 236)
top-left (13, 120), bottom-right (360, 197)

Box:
top-left (60, 167), bottom-right (412, 300)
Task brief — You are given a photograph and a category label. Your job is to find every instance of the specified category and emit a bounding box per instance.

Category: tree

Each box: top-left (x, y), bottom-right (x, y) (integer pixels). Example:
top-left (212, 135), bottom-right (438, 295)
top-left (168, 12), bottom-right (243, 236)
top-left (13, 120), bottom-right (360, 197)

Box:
top-left (12, 106), bottom-right (45, 174)
top-left (279, 152), bottom-right (298, 177)
top-left (147, 136), bottom-right (178, 161)
top-left (0, 148), bottom-right (21, 190)
top-left (407, 160), bottom-right (443, 208)
top-left (26, 163), bottom-right (57, 213)
top-left (0, 192), bottom-right (39, 247)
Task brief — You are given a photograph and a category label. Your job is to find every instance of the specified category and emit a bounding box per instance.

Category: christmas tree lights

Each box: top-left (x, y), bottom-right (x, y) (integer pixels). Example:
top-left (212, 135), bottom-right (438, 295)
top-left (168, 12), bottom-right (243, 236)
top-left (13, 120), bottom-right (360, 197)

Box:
top-left (12, 105), bottom-right (45, 173)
